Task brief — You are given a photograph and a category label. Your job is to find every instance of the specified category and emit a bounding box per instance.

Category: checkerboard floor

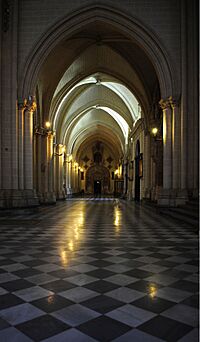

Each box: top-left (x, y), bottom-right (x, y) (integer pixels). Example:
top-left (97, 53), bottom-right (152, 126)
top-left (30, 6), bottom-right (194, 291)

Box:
top-left (0, 199), bottom-right (198, 341)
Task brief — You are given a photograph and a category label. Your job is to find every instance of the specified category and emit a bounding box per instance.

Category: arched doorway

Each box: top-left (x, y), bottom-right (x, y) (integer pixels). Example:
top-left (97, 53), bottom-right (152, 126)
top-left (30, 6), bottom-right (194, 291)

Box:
top-left (86, 165), bottom-right (110, 195)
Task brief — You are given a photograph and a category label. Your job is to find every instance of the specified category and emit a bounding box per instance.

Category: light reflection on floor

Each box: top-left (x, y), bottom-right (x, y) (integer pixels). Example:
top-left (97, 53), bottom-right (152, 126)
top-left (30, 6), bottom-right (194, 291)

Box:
top-left (0, 198), bottom-right (198, 341)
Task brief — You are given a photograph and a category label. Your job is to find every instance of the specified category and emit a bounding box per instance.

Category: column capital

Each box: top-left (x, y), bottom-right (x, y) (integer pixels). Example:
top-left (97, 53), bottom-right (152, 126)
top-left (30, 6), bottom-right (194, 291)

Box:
top-left (169, 96), bottom-right (180, 109)
top-left (17, 98), bottom-right (27, 110)
top-left (26, 96), bottom-right (37, 113)
top-left (159, 98), bottom-right (171, 110)
top-left (17, 96), bottom-right (37, 112)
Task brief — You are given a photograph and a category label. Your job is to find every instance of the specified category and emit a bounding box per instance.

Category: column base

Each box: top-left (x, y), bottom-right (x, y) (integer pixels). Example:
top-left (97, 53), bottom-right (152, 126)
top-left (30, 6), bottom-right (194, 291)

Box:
top-left (38, 192), bottom-right (56, 204)
top-left (56, 191), bottom-right (66, 200)
top-left (0, 189), bottom-right (39, 208)
top-left (157, 188), bottom-right (188, 207)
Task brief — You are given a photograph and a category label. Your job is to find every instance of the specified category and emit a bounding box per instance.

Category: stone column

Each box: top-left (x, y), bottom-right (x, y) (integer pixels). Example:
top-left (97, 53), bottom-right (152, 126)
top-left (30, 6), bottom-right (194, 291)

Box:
top-left (17, 101), bottom-right (25, 189)
top-left (24, 97), bottom-right (36, 189)
top-left (159, 99), bottom-right (172, 190)
top-left (144, 132), bottom-right (151, 198)
top-left (170, 97), bottom-right (180, 190)
top-left (66, 157), bottom-right (72, 195)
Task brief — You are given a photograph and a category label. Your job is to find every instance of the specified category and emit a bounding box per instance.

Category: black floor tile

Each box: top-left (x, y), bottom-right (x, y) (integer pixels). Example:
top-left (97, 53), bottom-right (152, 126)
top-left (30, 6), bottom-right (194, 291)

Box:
top-left (81, 295), bottom-right (124, 313)
top-left (139, 315), bottom-right (193, 341)
top-left (49, 269), bottom-right (80, 278)
top-left (91, 253), bottom-right (112, 259)
top-left (0, 318), bottom-right (10, 331)
top-left (155, 260), bottom-right (178, 268)
top-left (185, 260), bottom-right (199, 266)
top-left (132, 295), bottom-right (175, 313)
top-left (16, 314), bottom-right (70, 340)
top-left (41, 280), bottom-right (76, 292)
top-left (120, 260), bottom-right (145, 268)
top-left (84, 280), bottom-right (119, 293)
top-left (0, 260), bottom-right (15, 266)
top-left (170, 280), bottom-right (199, 293)
top-left (161, 269), bottom-right (189, 279)
top-left (12, 268), bottom-right (42, 278)
top-left (127, 280), bottom-right (162, 293)
top-left (1, 279), bottom-right (33, 292)
top-left (87, 269), bottom-right (115, 279)
top-left (89, 260), bottom-right (113, 267)
top-left (124, 269), bottom-right (154, 279)
top-left (77, 315), bottom-right (131, 341)
top-left (23, 259), bottom-right (48, 267)
top-left (149, 253), bottom-right (169, 259)
top-left (181, 294), bottom-right (199, 308)
top-left (0, 294), bottom-right (24, 310)
top-left (31, 294), bottom-right (74, 313)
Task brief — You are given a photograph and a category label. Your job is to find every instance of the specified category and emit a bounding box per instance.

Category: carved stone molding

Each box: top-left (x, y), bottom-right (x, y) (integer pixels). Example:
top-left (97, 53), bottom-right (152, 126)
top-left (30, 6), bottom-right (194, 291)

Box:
top-left (34, 126), bottom-right (52, 136)
top-left (159, 98), bottom-right (171, 110)
top-left (26, 96), bottom-right (37, 113)
top-left (169, 96), bottom-right (179, 109)
top-left (17, 96), bottom-right (37, 112)
top-left (17, 98), bottom-right (27, 111)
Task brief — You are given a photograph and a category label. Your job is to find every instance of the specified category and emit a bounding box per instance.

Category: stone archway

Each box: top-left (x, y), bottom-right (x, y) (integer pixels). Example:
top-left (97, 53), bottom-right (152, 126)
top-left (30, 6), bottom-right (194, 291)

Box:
top-left (19, 5), bottom-right (177, 100)
top-left (14, 5), bottom-right (180, 207)
top-left (86, 165), bottom-right (110, 195)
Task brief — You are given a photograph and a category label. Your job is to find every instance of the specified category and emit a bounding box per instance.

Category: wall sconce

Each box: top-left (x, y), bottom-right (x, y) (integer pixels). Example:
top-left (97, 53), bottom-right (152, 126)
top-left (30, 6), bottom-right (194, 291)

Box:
top-left (151, 127), bottom-right (162, 141)
top-left (45, 121), bottom-right (51, 129)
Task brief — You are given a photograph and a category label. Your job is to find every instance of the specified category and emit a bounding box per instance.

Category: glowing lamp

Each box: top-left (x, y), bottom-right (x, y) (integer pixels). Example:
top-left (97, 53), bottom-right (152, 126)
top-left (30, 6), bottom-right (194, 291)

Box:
top-left (45, 121), bottom-right (51, 129)
top-left (151, 127), bottom-right (158, 137)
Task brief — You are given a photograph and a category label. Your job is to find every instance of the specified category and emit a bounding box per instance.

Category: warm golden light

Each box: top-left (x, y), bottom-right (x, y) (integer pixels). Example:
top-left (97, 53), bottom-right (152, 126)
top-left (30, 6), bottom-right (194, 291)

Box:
top-left (114, 206), bottom-right (121, 233)
top-left (115, 169), bottom-right (119, 175)
top-left (60, 249), bottom-right (68, 267)
top-left (148, 284), bottom-right (157, 299)
top-left (67, 154), bottom-right (72, 162)
top-left (151, 127), bottom-right (158, 136)
top-left (61, 145), bottom-right (66, 154)
top-left (74, 226), bottom-right (79, 240)
top-left (68, 240), bottom-right (74, 251)
top-left (45, 121), bottom-right (51, 129)
top-left (163, 114), bottom-right (167, 144)
top-left (47, 295), bottom-right (55, 304)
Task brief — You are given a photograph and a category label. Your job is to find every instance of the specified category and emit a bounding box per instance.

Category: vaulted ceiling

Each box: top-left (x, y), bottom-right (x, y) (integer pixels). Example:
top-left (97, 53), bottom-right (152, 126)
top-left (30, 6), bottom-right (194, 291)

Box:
top-left (36, 20), bottom-right (160, 163)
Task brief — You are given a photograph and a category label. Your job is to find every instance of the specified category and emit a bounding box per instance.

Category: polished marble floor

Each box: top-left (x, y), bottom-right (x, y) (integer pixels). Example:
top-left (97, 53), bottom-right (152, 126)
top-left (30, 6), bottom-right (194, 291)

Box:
top-left (0, 198), bottom-right (198, 341)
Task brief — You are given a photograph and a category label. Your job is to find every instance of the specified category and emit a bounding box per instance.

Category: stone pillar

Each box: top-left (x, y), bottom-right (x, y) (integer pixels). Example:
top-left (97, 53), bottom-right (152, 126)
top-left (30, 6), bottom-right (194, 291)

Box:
top-left (24, 98), bottom-right (36, 189)
top-left (34, 128), bottom-right (55, 204)
top-left (54, 144), bottom-right (65, 199)
top-left (144, 132), bottom-right (151, 198)
top-left (66, 156), bottom-right (72, 195)
top-left (170, 97), bottom-right (180, 190)
top-left (18, 101), bottom-right (25, 190)
top-left (160, 99), bottom-right (172, 189)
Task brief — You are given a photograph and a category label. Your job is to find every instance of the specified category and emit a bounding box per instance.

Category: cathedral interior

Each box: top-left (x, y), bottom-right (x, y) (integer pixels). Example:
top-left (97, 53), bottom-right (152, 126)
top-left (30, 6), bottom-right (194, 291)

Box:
top-left (0, 0), bottom-right (199, 341)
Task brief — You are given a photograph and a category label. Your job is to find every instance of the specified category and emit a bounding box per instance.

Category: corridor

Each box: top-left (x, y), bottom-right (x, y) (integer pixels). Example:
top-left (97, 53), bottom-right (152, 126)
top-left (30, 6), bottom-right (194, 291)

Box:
top-left (0, 199), bottom-right (198, 341)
